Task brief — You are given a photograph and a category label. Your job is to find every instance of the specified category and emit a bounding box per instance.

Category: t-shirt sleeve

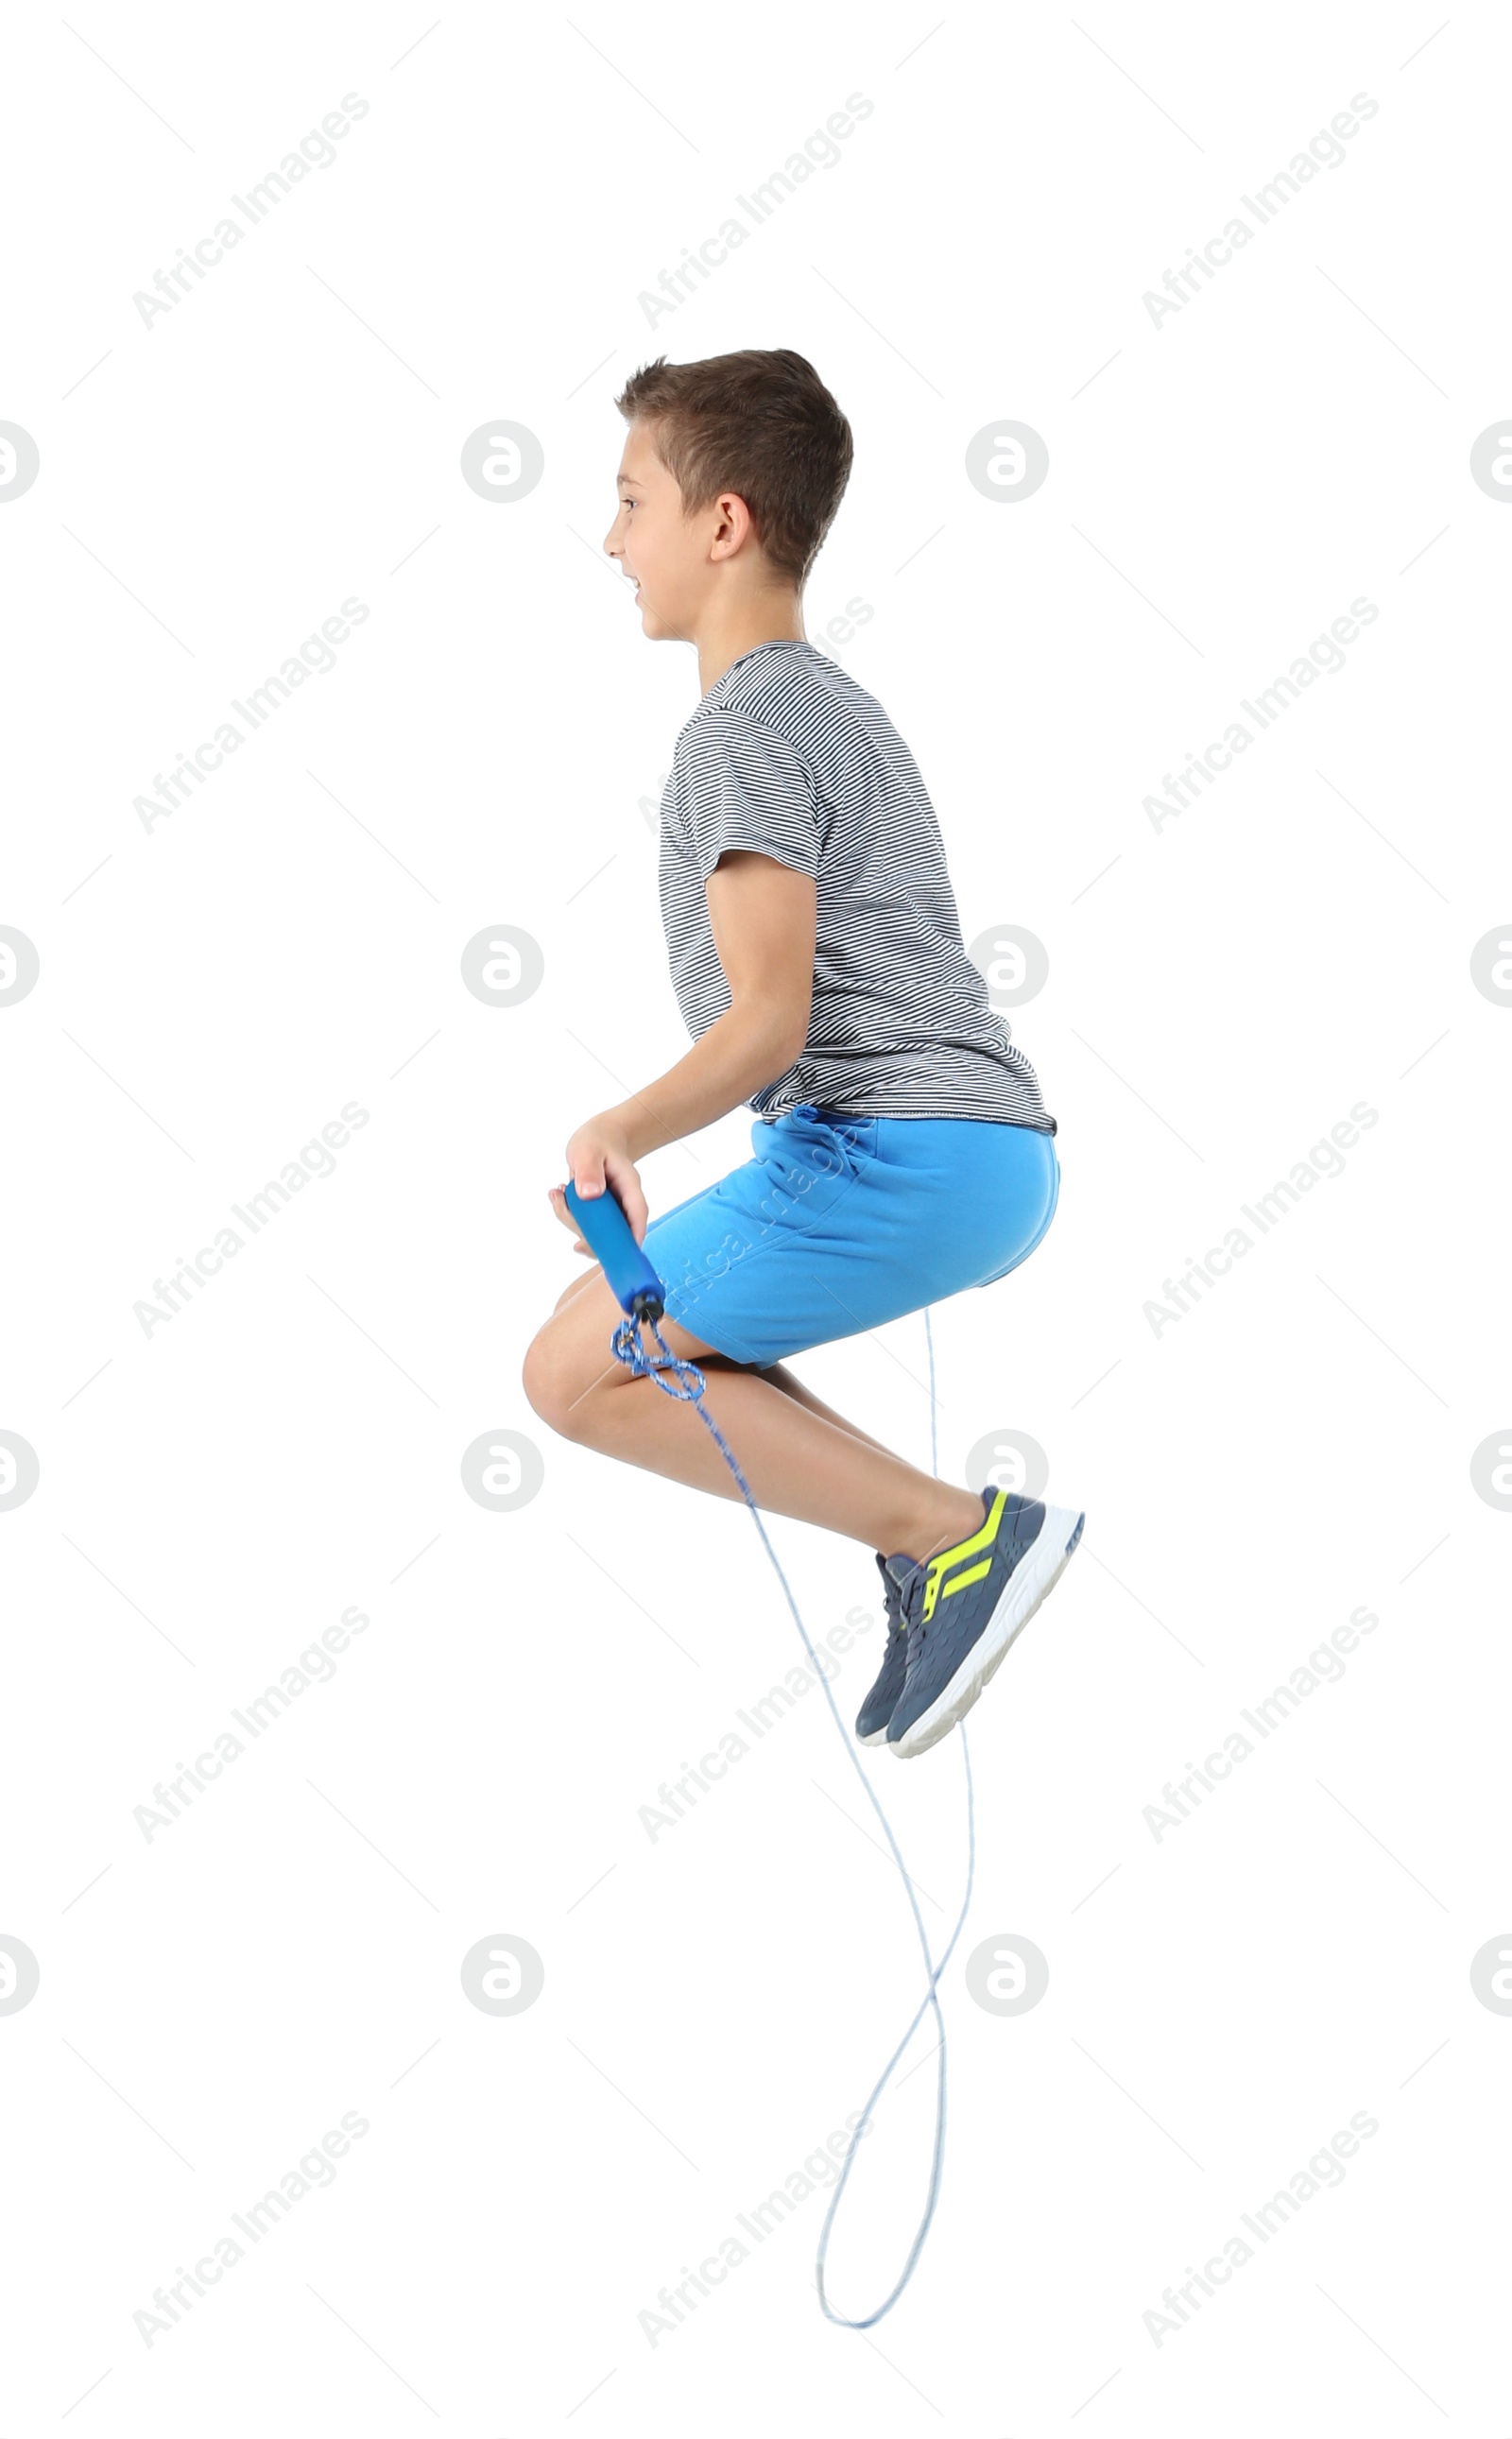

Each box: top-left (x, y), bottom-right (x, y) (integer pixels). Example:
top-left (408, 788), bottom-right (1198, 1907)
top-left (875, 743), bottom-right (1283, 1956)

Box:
top-left (676, 710), bottom-right (821, 884)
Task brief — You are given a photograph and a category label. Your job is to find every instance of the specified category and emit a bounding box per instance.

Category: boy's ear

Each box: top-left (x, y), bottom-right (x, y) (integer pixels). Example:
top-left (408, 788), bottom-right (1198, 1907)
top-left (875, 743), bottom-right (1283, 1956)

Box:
top-left (718, 490), bottom-right (762, 558)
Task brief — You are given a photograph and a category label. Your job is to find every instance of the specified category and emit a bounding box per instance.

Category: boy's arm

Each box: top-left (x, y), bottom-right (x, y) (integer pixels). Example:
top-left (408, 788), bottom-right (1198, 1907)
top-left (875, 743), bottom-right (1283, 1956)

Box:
top-left (610, 850), bottom-right (816, 1159)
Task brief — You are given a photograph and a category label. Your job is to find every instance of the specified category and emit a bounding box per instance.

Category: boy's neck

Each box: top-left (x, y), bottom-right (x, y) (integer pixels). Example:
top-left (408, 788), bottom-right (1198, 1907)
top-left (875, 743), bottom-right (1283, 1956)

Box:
top-left (696, 601), bottom-right (807, 700)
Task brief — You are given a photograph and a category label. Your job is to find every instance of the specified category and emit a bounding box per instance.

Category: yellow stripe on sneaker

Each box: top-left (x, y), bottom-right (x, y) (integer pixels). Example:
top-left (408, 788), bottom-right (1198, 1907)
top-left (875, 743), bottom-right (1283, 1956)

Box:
top-left (940, 1558), bottom-right (990, 1599)
top-left (919, 1489), bottom-right (1005, 1622)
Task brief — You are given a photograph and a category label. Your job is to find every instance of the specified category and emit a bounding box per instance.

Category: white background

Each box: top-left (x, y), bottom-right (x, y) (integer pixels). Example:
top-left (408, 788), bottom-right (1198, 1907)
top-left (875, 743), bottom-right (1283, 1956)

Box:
top-left (3, 1), bottom-right (1509, 2430)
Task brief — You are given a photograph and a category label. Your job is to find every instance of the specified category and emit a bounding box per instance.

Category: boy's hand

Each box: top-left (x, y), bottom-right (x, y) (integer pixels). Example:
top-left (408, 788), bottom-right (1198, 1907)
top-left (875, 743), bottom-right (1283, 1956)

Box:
top-left (547, 1114), bottom-right (649, 1253)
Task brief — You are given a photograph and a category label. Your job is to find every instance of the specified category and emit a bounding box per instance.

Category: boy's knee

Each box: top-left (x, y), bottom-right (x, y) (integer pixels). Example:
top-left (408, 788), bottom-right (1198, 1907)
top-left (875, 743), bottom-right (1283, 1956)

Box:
top-left (521, 1325), bottom-right (579, 1437)
top-left (522, 1307), bottom-right (619, 1439)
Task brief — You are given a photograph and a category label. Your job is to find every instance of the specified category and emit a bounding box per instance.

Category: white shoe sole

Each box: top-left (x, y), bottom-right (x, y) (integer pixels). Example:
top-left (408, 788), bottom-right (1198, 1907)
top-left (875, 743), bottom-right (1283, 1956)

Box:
top-left (888, 1503), bottom-right (1085, 1760)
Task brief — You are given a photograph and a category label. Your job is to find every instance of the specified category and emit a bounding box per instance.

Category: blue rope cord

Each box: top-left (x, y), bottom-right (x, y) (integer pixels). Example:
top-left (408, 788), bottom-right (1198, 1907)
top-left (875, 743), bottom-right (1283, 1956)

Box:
top-left (610, 1305), bottom-right (975, 2327)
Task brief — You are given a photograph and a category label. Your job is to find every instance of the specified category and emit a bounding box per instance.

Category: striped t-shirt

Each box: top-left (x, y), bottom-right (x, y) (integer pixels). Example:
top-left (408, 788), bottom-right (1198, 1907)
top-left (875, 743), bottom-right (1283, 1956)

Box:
top-left (657, 639), bottom-right (1055, 1131)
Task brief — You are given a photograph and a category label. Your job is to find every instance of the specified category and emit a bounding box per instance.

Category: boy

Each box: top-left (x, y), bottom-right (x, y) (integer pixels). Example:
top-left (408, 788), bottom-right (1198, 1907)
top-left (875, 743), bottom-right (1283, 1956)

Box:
top-left (523, 348), bottom-right (1082, 1759)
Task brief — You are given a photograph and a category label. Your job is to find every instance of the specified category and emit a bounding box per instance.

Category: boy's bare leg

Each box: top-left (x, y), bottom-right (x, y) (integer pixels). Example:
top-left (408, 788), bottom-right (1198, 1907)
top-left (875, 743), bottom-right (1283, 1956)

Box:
top-left (549, 1272), bottom-right (914, 1467)
top-left (754, 1360), bottom-right (908, 1466)
top-left (524, 1275), bottom-right (980, 1565)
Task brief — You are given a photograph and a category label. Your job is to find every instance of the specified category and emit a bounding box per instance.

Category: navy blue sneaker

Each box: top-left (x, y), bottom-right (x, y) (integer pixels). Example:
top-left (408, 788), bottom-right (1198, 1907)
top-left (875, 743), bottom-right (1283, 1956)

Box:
top-left (886, 1487), bottom-right (1085, 1759)
top-left (854, 1551), bottom-right (917, 1745)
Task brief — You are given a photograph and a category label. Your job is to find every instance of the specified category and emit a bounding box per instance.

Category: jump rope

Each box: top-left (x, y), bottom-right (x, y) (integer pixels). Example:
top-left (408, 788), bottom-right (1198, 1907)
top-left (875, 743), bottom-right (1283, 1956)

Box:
top-left (563, 1174), bottom-right (977, 2327)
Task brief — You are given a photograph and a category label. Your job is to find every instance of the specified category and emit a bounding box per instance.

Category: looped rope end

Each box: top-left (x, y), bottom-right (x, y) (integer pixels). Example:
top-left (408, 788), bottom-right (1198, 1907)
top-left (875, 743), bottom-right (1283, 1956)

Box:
top-left (610, 1313), bottom-right (709, 1405)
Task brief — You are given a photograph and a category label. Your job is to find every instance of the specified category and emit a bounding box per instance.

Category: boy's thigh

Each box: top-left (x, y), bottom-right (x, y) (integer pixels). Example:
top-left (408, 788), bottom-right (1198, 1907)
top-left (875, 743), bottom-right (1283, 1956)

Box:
top-left (551, 1262), bottom-right (603, 1314)
top-left (524, 1273), bottom-right (741, 1431)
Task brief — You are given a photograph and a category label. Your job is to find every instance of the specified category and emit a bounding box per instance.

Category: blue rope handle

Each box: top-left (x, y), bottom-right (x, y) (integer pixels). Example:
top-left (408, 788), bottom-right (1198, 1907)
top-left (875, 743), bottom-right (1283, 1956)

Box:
top-left (609, 1304), bottom-right (974, 2327)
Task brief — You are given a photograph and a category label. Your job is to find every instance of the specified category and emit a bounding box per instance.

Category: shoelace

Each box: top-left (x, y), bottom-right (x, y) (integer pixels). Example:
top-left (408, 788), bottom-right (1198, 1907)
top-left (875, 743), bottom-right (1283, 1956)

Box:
top-left (903, 1609), bottom-right (927, 1674)
top-left (881, 1579), bottom-right (909, 1669)
top-left (877, 1554), bottom-right (905, 1634)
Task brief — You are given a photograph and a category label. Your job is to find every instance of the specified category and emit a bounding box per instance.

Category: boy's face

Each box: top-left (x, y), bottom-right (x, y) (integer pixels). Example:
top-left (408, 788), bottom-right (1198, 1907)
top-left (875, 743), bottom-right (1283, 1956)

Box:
top-left (603, 423), bottom-right (724, 639)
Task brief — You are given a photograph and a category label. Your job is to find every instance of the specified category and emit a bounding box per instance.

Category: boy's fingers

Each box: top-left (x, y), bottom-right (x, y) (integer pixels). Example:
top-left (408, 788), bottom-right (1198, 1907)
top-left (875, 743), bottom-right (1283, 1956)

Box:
top-left (599, 1150), bottom-right (634, 1201)
top-left (608, 1172), bottom-right (648, 1243)
top-left (547, 1188), bottom-right (588, 1245)
top-left (544, 1189), bottom-right (589, 1253)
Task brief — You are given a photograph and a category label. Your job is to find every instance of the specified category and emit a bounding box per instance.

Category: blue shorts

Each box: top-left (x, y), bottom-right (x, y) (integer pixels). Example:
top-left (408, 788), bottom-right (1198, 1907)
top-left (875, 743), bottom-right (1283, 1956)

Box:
top-left (640, 1102), bottom-right (1060, 1367)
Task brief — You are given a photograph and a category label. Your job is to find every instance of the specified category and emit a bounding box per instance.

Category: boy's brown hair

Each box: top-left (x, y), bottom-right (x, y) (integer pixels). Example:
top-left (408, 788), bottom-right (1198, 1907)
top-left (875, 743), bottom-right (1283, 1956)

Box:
top-left (614, 348), bottom-right (853, 590)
